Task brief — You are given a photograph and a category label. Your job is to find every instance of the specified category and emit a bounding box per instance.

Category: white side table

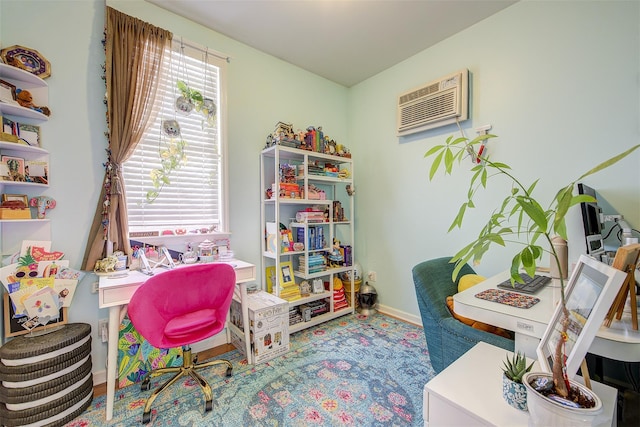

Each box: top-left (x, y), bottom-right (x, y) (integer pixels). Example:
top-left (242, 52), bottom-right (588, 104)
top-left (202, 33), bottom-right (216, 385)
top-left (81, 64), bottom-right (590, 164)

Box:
top-left (423, 342), bottom-right (618, 426)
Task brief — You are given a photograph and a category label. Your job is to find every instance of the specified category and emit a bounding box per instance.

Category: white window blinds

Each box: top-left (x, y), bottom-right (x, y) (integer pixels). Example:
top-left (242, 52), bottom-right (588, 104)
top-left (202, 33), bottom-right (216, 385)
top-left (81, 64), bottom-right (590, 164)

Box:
top-left (122, 41), bottom-right (227, 233)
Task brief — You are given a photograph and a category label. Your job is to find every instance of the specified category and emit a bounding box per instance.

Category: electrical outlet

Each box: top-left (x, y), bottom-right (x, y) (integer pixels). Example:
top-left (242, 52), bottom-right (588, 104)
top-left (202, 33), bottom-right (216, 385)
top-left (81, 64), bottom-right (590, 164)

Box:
top-left (91, 281), bottom-right (99, 294)
top-left (99, 319), bottom-right (109, 343)
top-left (367, 271), bottom-right (377, 282)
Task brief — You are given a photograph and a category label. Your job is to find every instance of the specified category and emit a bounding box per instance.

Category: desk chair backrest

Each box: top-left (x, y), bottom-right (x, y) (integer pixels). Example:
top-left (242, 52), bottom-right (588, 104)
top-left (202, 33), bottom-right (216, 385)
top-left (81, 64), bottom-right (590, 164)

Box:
top-left (128, 263), bottom-right (236, 349)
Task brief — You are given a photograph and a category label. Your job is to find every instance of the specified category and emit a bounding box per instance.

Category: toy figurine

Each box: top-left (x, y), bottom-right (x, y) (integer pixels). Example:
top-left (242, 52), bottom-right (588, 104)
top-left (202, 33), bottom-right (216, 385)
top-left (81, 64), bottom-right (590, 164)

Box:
top-left (29, 196), bottom-right (56, 219)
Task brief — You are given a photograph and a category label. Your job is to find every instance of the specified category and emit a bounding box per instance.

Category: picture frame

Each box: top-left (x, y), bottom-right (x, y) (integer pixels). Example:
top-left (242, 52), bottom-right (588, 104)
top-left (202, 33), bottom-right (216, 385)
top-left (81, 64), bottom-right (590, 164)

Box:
top-left (312, 278), bottom-right (325, 294)
top-left (536, 254), bottom-right (627, 379)
top-left (2, 193), bottom-right (28, 206)
top-left (279, 261), bottom-right (295, 287)
top-left (0, 78), bottom-right (17, 103)
top-left (18, 123), bottom-right (41, 147)
top-left (1, 155), bottom-right (25, 182)
top-left (0, 45), bottom-right (52, 79)
top-left (2, 116), bottom-right (17, 135)
top-left (265, 266), bottom-right (276, 294)
top-left (3, 293), bottom-right (68, 338)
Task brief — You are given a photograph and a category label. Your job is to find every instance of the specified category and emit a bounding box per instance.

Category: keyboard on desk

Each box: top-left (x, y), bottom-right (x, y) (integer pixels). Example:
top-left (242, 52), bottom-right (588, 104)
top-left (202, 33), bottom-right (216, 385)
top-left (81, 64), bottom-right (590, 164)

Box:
top-left (496, 274), bottom-right (551, 294)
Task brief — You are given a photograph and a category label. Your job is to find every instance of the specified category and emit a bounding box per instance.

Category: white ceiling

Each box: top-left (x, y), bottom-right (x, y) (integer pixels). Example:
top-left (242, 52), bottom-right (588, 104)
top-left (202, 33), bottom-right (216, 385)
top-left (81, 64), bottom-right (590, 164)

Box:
top-left (146, 0), bottom-right (517, 87)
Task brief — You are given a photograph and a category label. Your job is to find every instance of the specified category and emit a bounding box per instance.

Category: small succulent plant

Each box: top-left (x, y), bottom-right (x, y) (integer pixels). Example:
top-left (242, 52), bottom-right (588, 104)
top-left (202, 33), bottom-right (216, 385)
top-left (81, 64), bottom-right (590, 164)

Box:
top-left (502, 351), bottom-right (534, 384)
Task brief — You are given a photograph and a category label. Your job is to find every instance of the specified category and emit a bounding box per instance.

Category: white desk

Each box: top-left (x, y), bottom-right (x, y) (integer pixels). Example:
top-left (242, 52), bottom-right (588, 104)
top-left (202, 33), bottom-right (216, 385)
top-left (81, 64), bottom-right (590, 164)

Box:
top-left (98, 260), bottom-right (256, 421)
top-left (453, 271), bottom-right (640, 361)
top-left (423, 342), bottom-right (617, 426)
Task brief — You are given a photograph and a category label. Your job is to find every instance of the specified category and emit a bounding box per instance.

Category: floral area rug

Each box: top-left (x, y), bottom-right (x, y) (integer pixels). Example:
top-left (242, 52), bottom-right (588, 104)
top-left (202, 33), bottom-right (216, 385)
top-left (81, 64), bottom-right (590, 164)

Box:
top-left (69, 313), bottom-right (434, 426)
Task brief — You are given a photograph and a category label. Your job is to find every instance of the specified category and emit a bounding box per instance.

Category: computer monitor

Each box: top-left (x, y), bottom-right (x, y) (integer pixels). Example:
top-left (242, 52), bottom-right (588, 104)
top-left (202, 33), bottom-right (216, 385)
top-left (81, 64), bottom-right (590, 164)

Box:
top-left (577, 183), bottom-right (604, 255)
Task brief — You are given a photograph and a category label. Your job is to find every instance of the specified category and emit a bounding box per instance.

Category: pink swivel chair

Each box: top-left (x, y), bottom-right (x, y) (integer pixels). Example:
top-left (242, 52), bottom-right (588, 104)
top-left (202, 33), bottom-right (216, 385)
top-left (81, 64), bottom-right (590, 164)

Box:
top-left (127, 263), bottom-right (236, 424)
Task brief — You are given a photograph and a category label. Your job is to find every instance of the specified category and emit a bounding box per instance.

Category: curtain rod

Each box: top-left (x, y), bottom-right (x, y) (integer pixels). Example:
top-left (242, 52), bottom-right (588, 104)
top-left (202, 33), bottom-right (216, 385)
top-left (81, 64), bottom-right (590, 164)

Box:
top-left (177, 38), bottom-right (231, 63)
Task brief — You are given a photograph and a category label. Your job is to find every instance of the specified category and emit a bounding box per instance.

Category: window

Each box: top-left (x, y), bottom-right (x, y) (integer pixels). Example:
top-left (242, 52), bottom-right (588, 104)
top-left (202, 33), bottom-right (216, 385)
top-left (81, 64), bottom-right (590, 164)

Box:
top-left (122, 40), bottom-right (227, 234)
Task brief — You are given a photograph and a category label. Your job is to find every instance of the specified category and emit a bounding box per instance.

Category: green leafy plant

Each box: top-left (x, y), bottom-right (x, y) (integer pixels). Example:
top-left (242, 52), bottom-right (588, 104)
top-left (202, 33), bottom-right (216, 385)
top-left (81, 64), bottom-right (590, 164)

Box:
top-left (177, 80), bottom-right (216, 127)
top-left (502, 351), bottom-right (534, 383)
top-left (177, 80), bottom-right (204, 107)
top-left (146, 138), bottom-right (187, 203)
top-left (425, 134), bottom-right (639, 397)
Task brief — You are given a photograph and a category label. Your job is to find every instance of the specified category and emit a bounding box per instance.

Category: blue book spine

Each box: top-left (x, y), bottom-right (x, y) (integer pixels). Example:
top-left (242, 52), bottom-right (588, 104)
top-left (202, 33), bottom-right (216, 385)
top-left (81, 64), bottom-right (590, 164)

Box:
top-left (309, 226), bottom-right (316, 249)
top-left (317, 227), bottom-right (324, 249)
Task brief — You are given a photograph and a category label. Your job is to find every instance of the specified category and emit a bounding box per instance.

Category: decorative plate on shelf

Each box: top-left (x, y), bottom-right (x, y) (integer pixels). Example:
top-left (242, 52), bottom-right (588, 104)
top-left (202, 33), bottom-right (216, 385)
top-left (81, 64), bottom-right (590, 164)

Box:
top-left (0, 45), bottom-right (51, 79)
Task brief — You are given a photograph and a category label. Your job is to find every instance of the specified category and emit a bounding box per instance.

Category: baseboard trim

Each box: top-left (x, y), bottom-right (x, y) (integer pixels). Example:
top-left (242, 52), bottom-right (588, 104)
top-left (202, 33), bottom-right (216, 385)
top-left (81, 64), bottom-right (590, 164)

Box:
top-left (376, 304), bottom-right (422, 327)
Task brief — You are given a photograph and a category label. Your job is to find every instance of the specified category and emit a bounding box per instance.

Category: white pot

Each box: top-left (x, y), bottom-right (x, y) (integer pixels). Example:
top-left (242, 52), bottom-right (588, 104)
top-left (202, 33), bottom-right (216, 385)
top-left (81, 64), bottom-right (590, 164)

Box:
top-left (523, 372), bottom-right (604, 427)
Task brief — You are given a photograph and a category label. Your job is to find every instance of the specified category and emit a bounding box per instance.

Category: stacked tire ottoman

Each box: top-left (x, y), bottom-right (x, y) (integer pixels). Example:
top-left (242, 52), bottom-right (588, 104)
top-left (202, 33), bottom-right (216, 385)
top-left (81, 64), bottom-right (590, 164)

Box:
top-left (0, 323), bottom-right (93, 426)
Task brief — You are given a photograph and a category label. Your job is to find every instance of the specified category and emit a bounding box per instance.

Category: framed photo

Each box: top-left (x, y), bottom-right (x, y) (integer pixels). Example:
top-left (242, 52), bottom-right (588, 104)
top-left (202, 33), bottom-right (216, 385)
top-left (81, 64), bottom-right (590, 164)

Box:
top-left (279, 261), bottom-right (295, 287)
top-left (25, 160), bottom-right (48, 183)
top-left (0, 78), bottom-right (16, 103)
top-left (312, 278), bottom-right (325, 294)
top-left (3, 293), bottom-right (68, 338)
top-left (18, 123), bottom-right (41, 147)
top-left (536, 254), bottom-right (627, 379)
top-left (2, 193), bottom-right (28, 207)
top-left (1, 155), bottom-right (25, 182)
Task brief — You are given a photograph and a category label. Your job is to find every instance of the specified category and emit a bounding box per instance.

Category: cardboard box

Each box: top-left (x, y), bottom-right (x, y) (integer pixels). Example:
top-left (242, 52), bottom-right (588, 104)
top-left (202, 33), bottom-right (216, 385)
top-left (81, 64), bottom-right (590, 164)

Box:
top-left (229, 291), bottom-right (289, 364)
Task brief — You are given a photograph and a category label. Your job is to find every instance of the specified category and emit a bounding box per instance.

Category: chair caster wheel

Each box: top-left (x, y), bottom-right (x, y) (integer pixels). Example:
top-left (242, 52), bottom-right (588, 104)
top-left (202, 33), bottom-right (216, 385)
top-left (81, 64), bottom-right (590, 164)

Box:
top-left (226, 366), bottom-right (233, 377)
top-left (205, 400), bottom-right (213, 412)
top-left (142, 411), bottom-right (151, 424)
top-left (141, 378), bottom-right (151, 391)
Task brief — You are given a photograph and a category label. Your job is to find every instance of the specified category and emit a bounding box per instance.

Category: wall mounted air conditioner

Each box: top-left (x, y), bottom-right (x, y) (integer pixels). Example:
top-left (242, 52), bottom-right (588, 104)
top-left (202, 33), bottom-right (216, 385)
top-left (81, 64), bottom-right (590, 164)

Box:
top-left (397, 69), bottom-right (469, 136)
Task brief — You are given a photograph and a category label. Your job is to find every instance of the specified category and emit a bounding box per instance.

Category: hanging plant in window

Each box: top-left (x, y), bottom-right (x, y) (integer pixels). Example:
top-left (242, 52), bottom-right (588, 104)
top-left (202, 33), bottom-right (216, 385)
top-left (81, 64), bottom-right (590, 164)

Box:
top-left (176, 80), bottom-right (216, 128)
top-left (145, 45), bottom-right (217, 203)
top-left (145, 119), bottom-right (187, 203)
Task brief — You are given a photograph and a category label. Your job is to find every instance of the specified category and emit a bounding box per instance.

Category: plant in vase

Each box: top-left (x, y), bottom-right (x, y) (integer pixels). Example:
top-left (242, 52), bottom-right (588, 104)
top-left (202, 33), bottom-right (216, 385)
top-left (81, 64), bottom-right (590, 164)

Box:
top-left (425, 134), bottom-right (639, 410)
top-left (502, 351), bottom-right (535, 410)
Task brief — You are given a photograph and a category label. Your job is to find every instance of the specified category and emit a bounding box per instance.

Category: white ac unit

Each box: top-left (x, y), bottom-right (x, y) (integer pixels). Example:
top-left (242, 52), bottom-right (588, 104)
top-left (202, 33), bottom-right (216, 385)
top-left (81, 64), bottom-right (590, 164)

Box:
top-left (397, 69), bottom-right (469, 136)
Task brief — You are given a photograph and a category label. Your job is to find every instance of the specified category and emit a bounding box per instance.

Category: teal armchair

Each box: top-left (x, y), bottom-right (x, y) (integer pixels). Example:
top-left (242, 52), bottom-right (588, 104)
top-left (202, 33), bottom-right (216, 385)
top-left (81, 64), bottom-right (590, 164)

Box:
top-left (412, 257), bottom-right (514, 374)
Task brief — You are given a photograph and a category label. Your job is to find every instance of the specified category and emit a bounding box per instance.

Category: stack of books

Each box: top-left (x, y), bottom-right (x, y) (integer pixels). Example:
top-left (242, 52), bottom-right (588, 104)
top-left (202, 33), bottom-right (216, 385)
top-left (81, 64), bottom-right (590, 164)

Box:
top-left (298, 254), bottom-right (326, 274)
top-left (279, 282), bottom-right (302, 302)
top-left (289, 306), bottom-right (303, 325)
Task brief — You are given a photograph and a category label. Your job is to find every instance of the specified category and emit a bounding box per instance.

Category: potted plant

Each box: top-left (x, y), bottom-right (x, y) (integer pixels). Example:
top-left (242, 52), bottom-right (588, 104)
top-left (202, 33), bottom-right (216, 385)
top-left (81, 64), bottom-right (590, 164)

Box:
top-left (176, 80), bottom-right (216, 127)
top-left (425, 134), bottom-right (639, 418)
top-left (502, 351), bottom-right (534, 411)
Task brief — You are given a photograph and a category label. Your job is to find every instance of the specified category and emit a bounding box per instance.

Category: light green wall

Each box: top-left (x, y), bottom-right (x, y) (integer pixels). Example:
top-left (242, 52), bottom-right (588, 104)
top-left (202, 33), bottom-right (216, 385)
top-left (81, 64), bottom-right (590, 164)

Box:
top-left (349, 0), bottom-right (640, 321)
top-left (1, 0), bottom-right (638, 373)
top-left (0, 0), bottom-right (347, 372)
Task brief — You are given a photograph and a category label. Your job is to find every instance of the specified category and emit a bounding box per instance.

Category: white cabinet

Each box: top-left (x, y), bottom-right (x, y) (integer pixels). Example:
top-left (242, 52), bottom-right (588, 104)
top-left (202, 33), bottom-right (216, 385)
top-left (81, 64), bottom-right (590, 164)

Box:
top-left (0, 64), bottom-right (51, 262)
top-left (260, 145), bottom-right (355, 333)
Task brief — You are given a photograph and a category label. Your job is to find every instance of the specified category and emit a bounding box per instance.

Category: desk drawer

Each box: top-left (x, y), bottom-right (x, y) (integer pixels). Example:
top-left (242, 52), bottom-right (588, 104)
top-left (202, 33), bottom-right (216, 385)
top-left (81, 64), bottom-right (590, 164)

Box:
top-left (100, 286), bottom-right (138, 307)
top-left (235, 265), bottom-right (256, 283)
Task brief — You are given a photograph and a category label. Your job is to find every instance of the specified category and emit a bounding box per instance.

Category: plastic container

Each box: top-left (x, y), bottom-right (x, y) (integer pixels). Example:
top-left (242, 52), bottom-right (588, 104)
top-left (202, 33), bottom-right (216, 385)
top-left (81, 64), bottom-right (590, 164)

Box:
top-left (550, 236), bottom-right (568, 279)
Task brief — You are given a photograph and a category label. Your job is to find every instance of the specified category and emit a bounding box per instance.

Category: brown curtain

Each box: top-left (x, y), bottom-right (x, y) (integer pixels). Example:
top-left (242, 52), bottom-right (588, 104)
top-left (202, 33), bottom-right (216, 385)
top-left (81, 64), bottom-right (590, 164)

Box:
top-left (81, 7), bottom-right (172, 270)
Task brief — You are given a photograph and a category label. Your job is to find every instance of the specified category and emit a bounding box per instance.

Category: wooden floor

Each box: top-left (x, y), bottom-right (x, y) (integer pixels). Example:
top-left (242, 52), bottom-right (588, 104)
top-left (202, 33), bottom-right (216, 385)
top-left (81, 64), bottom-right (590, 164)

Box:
top-left (92, 344), bottom-right (235, 397)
